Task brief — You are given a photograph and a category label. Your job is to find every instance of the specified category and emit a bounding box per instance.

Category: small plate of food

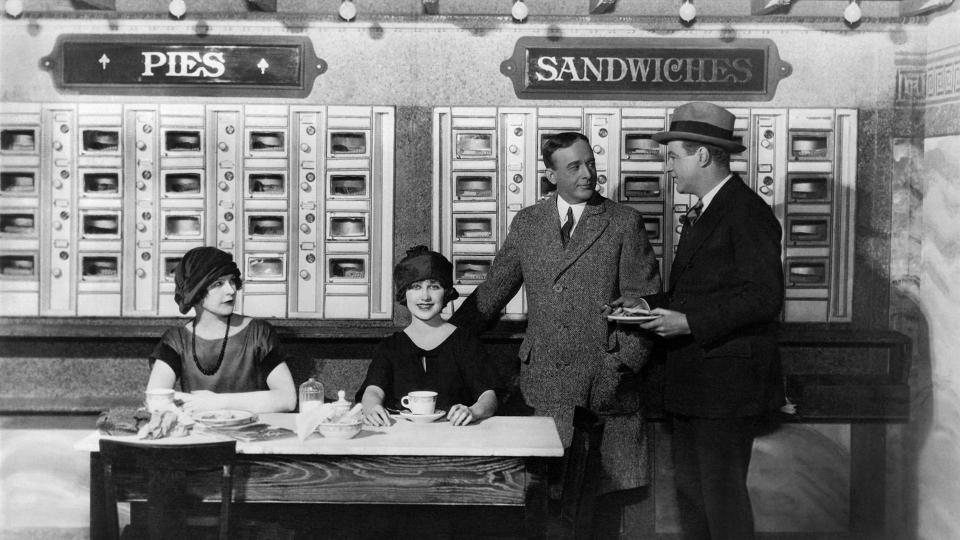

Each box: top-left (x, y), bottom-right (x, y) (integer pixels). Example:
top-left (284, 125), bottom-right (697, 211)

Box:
top-left (607, 305), bottom-right (658, 323)
top-left (193, 409), bottom-right (257, 428)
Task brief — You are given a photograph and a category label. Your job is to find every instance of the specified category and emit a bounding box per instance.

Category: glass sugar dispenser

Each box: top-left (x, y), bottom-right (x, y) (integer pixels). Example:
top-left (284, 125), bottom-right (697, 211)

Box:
top-left (298, 377), bottom-right (324, 413)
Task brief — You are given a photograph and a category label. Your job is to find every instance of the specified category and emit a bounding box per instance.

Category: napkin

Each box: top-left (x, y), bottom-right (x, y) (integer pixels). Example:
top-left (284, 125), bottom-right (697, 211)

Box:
top-left (295, 403), bottom-right (338, 441)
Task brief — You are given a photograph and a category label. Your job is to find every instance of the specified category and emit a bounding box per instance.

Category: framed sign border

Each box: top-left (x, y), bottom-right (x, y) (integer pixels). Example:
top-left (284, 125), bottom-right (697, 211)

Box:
top-left (500, 37), bottom-right (792, 101)
top-left (40, 34), bottom-right (327, 99)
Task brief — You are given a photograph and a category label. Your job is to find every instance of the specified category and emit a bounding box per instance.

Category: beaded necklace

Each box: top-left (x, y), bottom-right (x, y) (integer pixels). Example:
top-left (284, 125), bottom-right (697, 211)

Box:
top-left (191, 314), bottom-right (231, 376)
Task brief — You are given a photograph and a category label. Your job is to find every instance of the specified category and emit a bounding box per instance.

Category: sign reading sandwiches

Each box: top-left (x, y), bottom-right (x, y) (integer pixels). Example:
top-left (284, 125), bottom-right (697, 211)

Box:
top-left (500, 37), bottom-right (792, 101)
top-left (41, 35), bottom-right (326, 98)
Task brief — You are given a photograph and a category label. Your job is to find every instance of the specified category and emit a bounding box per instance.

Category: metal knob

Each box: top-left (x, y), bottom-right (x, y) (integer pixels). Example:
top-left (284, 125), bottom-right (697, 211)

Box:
top-left (52, 141), bottom-right (63, 152)
top-left (509, 145), bottom-right (518, 154)
top-left (301, 182), bottom-right (311, 192)
top-left (306, 126), bottom-right (316, 136)
top-left (225, 125), bottom-right (235, 135)
top-left (224, 171), bottom-right (234, 181)
top-left (53, 180), bottom-right (63, 189)
top-left (219, 223), bottom-right (229, 232)
top-left (759, 186), bottom-right (772, 195)
top-left (141, 170), bottom-right (152, 180)
top-left (593, 145), bottom-right (603, 155)
top-left (300, 270), bottom-right (311, 280)
top-left (305, 172), bottom-right (315, 182)
top-left (218, 181), bottom-right (229, 191)
top-left (598, 174), bottom-right (607, 185)
top-left (598, 128), bottom-right (608, 138)
top-left (52, 268), bottom-right (62, 278)
top-left (300, 224), bottom-right (311, 233)
top-left (142, 124), bottom-right (153, 134)
top-left (60, 170), bottom-right (70, 179)
top-left (136, 180), bottom-right (146, 191)
top-left (136, 268), bottom-right (146, 278)
top-left (137, 223), bottom-right (147, 232)
top-left (59, 124), bottom-right (69, 133)
top-left (137, 141), bottom-right (147, 151)
top-left (508, 184), bottom-right (519, 193)
top-left (514, 127), bottom-right (523, 136)
top-left (53, 221), bottom-right (62, 230)
top-left (219, 142), bottom-right (229, 152)
top-left (301, 143), bottom-right (311, 153)
top-left (513, 174), bottom-right (523, 184)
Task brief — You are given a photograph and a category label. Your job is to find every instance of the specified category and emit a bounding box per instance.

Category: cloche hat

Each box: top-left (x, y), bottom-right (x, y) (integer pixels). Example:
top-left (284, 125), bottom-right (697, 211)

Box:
top-left (652, 102), bottom-right (746, 153)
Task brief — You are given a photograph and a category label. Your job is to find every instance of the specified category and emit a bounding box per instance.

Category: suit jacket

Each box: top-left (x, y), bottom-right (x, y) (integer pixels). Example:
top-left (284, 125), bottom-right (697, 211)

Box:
top-left (660, 175), bottom-right (784, 418)
top-left (451, 192), bottom-right (661, 491)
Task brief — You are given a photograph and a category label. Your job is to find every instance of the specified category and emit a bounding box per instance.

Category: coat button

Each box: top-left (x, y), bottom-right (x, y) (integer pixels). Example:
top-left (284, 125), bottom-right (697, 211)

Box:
top-left (553, 283), bottom-right (563, 292)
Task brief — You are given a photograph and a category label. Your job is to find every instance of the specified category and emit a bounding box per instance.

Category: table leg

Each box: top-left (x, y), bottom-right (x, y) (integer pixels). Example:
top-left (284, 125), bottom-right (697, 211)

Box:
top-left (524, 457), bottom-right (549, 540)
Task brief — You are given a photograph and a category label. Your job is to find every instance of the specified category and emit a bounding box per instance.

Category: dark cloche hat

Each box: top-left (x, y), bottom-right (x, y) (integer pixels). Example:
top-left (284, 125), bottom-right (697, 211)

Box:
top-left (652, 102), bottom-right (747, 153)
top-left (393, 245), bottom-right (459, 303)
top-left (174, 246), bottom-right (242, 314)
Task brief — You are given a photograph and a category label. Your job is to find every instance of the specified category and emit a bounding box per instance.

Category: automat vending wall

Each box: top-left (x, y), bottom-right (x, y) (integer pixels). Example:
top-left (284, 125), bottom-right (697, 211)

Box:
top-left (433, 106), bottom-right (857, 323)
top-left (0, 103), bottom-right (394, 320)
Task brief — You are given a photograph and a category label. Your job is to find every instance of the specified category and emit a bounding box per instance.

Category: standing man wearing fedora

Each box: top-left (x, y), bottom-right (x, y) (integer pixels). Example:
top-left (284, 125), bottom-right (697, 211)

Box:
top-left (615, 102), bottom-right (785, 539)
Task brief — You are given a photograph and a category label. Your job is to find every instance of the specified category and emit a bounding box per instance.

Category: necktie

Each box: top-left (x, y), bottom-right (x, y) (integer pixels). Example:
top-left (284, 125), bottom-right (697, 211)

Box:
top-left (560, 207), bottom-right (574, 248)
top-left (685, 200), bottom-right (704, 227)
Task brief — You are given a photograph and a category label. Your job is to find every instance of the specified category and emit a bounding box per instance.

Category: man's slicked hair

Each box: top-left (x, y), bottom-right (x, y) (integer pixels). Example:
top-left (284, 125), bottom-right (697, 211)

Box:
top-left (541, 132), bottom-right (590, 170)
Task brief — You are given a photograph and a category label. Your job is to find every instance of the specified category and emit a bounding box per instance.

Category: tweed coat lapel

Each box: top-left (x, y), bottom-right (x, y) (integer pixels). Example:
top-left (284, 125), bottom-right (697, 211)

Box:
top-left (554, 194), bottom-right (609, 279)
top-left (669, 176), bottom-right (741, 290)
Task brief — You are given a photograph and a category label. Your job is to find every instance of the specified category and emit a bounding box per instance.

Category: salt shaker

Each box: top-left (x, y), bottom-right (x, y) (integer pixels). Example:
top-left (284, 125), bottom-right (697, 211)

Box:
top-left (298, 377), bottom-right (324, 413)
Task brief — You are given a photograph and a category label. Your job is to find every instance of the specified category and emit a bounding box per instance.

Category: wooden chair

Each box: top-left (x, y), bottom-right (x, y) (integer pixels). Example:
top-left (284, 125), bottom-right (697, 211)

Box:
top-left (99, 439), bottom-right (237, 540)
top-left (555, 406), bottom-right (606, 540)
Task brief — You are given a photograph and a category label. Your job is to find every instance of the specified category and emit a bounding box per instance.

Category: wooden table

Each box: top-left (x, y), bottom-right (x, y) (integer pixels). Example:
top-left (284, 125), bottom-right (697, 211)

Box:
top-left (77, 414), bottom-right (564, 538)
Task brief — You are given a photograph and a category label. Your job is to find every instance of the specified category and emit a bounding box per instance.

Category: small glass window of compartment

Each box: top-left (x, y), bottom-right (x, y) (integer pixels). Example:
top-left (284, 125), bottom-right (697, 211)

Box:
top-left (79, 128), bottom-right (121, 155)
top-left (162, 170), bottom-right (204, 197)
top-left (621, 175), bottom-right (663, 201)
top-left (788, 131), bottom-right (833, 161)
top-left (454, 214), bottom-right (496, 243)
top-left (162, 212), bottom-right (203, 240)
top-left (162, 129), bottom-right (203, 156)
top-left (162, 255), bottom-right (182, 282)
top-left (729, 130), bottom-right (748, 162)
top-left (454, 172), bottom-right (495, 200)
top-left (328, 172), bottom-right (369, 199)
top-left (328, 131), bottom-right (369, 158)
top-left (80, 211), bottom-right (121, 239)
top-left (247, 213), bottom-right (287, 240)
top-left (788, 174), bottom-right (831, 203)
top-left (81, 171), bottom-right (121, 197)
top-left (247, 171), bottom-right (287, 198)
top-left (786, 258), bottom-right (829, 288)
top-left (539, 171), bottom-right (557, 199)
top-left (454, 256), bottom-right (492, 284)
top-left (0, 128), bottom-right (37, 154)
top-left (1, 171), bottom-right (37, 196)
top-left (622, 133), bottom-right (662, 161)
top-left (786, 215), bottom-right (831, 246)
top-left (0, 253), bottom-right (36, 279)
top-left (81, 255), bottom-right (120, 281)
top-left (245, 253), bottom-right (286, 281)
top-left (454, 131), bottom-right (495, 159)
top-left (246, 129), bottom-right (287, 158)
top-left (0, 211), bottom-right (37, 237)
top-left (327, 256), bottom-right (368, 283)
top-left (642, 215), bottom-right (663, 244)
top-left (326, 213), bottom-right (368, 241)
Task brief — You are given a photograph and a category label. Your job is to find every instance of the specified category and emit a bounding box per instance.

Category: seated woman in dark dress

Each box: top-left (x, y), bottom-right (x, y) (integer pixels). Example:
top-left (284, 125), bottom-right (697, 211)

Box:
top-left (358, 246), bottom-right (498, 426)
top-left (146, 246), bottom-right (296, 414)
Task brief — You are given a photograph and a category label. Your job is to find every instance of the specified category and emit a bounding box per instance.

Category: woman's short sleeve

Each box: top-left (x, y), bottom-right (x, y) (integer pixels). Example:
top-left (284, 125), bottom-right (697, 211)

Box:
top-left (253, 320), bottom-right (287, 376)
top-left (149, 328), bottom-right (184, 381)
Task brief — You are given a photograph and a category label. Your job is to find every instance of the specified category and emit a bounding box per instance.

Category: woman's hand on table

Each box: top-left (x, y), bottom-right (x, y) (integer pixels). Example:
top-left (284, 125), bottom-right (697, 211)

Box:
top-left (447, 404), bottom-right (476, 426)
top-left (178, 390), bottom-right (220, 414)
top-left (362, 404), bottom-right (392, 427)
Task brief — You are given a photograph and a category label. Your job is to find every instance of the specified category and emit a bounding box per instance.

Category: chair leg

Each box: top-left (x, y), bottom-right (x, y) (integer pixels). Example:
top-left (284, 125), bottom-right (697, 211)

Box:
top-left (102, 463), bottom-right (120, 540)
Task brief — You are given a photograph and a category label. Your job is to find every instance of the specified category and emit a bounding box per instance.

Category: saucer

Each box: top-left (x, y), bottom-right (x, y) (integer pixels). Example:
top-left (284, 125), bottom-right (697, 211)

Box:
top-left (193, 409), bottom-right (257, 427)
top-left (396, 410), bottom-right (446, 423)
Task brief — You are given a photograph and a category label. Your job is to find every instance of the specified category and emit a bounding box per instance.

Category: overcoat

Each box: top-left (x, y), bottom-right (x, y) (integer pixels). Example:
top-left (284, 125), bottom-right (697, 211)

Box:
top-left (659, 175), bottom-right (785, 417)
top-left (452, 192), bottom-right (661, 492)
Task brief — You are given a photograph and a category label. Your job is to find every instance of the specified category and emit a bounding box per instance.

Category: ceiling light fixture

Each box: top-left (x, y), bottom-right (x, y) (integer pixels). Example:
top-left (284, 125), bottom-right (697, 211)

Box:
top-left (339, 0), bottom-right (357, 21)
top-left (168, 0), bottom-right (186, 18)
top-left (5, 0), bottom-right (23, 17)
top-left (678, 0), bottom-right (697, 22)
top-left (843, 0), bottom-right (862, 24)
top-left (511, 0), bottom-right (529, 22)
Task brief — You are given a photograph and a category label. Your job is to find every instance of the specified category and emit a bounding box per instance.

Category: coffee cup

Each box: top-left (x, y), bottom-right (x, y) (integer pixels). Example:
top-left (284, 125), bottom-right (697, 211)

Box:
top-left (401, 391), bottom-right (438, 415)
top-left (145, 388), bottom-right (175, 412)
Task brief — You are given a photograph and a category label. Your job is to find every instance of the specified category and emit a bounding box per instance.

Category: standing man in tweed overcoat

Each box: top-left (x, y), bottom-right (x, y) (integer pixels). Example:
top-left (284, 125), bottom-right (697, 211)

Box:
top-left (450, 132), bottom-right (662, 522)
top-left (633, 102), bottom-right (785, 540)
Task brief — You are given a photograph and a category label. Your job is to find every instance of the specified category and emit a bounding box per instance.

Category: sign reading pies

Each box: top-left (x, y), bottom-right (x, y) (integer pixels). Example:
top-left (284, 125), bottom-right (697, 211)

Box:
top-left (41, 35), bottom-right (326, 98)
top-left (500, 37), bottom-right (792, 101)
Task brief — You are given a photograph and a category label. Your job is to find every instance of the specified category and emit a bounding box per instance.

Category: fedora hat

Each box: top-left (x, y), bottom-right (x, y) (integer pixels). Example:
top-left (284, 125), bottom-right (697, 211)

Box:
top-left (652, 102), bottom-right (746, 153)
